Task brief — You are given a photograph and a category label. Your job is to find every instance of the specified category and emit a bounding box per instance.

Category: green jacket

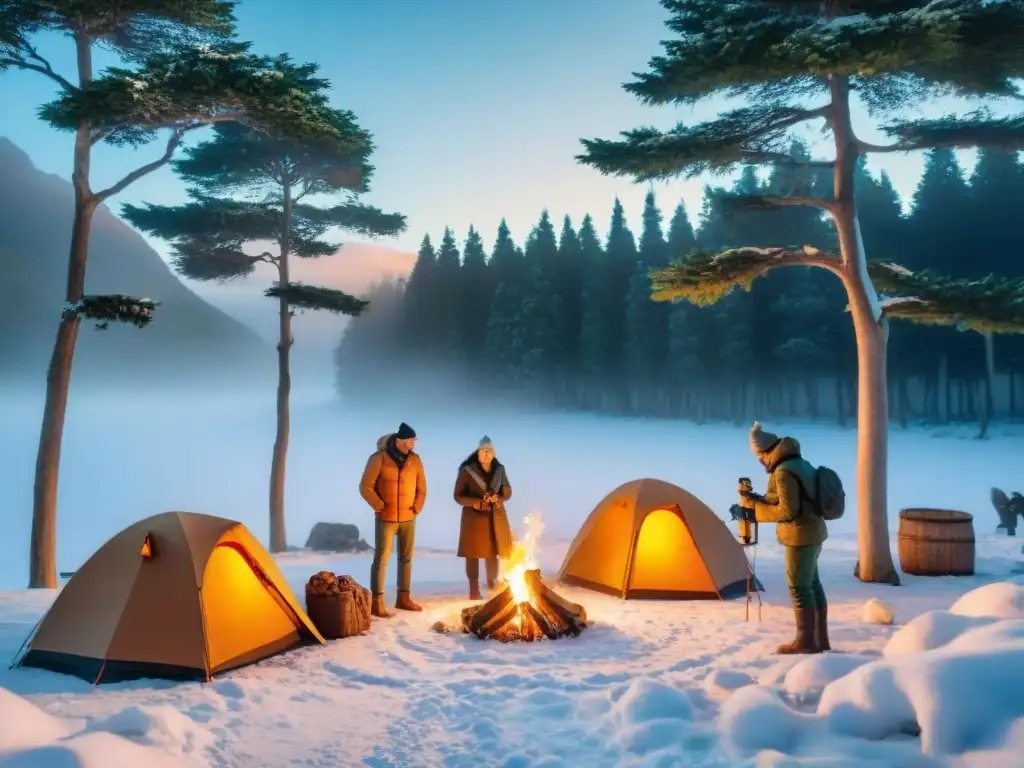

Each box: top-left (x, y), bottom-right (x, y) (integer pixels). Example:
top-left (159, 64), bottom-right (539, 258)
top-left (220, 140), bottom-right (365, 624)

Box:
top-left (753, 437), bottom-right (828, 548)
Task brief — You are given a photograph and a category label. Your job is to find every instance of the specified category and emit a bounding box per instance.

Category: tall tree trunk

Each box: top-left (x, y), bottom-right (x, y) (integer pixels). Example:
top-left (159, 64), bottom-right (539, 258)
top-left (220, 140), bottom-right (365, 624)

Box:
top-left (269, 178), bottom-right (294, 553)
top-left (830, 74), bottom-right (900, 586)
top-left (29, 33), bottom-right (95, 589)
top-left (977, 332), bottom-right (995, 439)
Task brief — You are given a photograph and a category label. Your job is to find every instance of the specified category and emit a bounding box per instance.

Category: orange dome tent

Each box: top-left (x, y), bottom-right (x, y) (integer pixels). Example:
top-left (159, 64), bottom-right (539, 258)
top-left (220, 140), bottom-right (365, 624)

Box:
top-left (16, 511), bottom-right (324, 684)
top-left (559, 478), bottom-right (762, 600)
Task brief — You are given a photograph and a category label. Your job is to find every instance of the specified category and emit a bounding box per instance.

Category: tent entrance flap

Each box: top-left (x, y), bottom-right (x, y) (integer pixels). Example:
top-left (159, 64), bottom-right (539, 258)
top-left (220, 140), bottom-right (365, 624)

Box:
top-left (628, 508), bottom-right (715, 595)
top-left (202, 543), bottom-right (302, 673)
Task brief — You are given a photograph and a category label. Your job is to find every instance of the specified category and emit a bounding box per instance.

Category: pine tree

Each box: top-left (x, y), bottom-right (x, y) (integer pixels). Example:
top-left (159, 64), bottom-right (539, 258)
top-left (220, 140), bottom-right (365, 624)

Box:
top-left (483, 221), bottom-right (527, 380)
top-left (666, 202), bottom-right (697, 261)
top-left (577, 214), bottom-right (606, 403)
top-left (576, 0), bottom-right (1024, 584)
top-left (968, 150), bottom-right (1024, 429)
top-left (1, 0), bottom-right (339, 588)
top-left (123, 89), bottom-right (405, 552)
top-left (625, 191), bottom-right (669, 410)
top-left (664, 201), bottom-right (702, 416)
top-left (521, 211), bottom-right (561, 390)
top-left (555, 215), bottom-right (585, 379)
top-left (433, 226), bottom-right (463, 357)
top-left (600, 199), bottom-right (638, 407)
top-left (403, 234), bottom-right (437, 353)
top-left (459, 225), bottom-right (492, 366)
top-left (908, 150), bottom-right (978, 421)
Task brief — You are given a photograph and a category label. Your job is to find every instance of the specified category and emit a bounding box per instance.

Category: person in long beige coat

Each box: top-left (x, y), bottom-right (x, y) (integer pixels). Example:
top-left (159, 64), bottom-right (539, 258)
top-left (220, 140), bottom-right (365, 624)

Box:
top-left (453, 436), bottom-right (513, 600)
top-left (359, 422), bottom-right (427, 617)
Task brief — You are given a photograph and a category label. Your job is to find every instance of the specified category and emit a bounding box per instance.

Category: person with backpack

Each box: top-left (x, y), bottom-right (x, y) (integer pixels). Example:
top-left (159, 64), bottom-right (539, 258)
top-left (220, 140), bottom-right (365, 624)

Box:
top-left (737, 422), bottom-right (845, 655)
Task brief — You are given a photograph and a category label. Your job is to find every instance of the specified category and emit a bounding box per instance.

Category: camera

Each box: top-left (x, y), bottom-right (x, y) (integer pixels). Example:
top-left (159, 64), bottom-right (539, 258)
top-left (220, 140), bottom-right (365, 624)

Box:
top-left (735, 477), bottom-right (758, 546)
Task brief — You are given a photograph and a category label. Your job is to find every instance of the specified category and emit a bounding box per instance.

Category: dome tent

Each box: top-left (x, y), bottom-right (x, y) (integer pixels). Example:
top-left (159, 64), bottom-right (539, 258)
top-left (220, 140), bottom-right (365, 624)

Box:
top-left (15, 511), bottom-right (324, 684)
top-left (559, 478), bottom-right (762, 599)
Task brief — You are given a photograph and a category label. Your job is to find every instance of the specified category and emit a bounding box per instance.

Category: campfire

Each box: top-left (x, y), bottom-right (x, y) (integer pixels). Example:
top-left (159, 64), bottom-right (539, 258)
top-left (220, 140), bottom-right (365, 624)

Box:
top-left (460, 514), bottom-right (588, 642)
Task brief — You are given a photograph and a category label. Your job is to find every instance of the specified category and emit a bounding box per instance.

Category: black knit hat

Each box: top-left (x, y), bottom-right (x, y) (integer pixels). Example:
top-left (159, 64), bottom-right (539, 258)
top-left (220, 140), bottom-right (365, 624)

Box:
top-left (396, 422), bottom-right (416, 440)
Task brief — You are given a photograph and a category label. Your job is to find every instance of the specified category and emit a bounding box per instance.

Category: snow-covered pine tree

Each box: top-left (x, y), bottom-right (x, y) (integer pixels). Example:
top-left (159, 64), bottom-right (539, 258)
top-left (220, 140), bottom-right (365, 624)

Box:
top-left (1, 0), bottom-right (345, 588)
top-left (123, 86), bottom-right (405, 553)
top-left (578, 0), bottom-right (1024, 584)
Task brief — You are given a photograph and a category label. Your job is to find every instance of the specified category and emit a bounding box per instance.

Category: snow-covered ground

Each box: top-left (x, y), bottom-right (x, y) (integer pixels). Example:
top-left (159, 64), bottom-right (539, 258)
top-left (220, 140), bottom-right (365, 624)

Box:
top-left (1, 390), bottom-right (1023, 766)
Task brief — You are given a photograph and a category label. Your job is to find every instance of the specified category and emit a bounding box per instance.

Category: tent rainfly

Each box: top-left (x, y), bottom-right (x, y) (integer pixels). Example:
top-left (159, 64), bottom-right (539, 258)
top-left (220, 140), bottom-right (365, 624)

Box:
top-left (14, 511), bottom-right (324, 684)
top-left (559, 478), bottom-right (762, 600)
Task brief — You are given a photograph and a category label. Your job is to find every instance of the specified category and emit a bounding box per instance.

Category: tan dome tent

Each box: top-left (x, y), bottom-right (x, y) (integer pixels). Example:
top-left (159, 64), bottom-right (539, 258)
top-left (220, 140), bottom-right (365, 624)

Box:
top-left (559, 478), bottom-right (762, 599)
top-left (16, 511), bottom-right (324, 684)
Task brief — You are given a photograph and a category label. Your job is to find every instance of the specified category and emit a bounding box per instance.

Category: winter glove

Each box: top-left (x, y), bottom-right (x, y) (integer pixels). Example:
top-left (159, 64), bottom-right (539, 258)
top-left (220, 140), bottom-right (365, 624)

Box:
top-left (738, 491), bottom-right (762, 510)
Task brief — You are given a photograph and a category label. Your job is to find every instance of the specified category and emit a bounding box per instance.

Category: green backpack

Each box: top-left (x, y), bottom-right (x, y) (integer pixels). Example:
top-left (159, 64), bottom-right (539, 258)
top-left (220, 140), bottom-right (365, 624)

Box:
top-left (791, 465), bottom-right (846, 521)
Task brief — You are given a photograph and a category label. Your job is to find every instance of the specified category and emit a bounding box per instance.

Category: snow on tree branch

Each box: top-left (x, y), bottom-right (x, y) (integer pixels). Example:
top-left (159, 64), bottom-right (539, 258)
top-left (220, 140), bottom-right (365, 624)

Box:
top-left (265, 282), bottom-right (370, 316)
top-left (715, 194), bottom-right (835, 214)
top-left (868, 261), bottom-right (1024, 334)
top-left (627, 0), bottom-right (1024, 105)
top-left (64, 295), bottom-right (158, 330)
top-left (864, 111), bottom-right (1024, 154)
top-left (577, 105), bottom-right (829, 181)
top-left (39, 43), bottom-right (338, 149)
top-left (650, 245), bottom-right (842, 306)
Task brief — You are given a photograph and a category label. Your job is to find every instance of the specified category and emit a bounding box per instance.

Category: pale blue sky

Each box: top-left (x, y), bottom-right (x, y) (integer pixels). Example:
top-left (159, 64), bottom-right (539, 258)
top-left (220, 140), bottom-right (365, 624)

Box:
top-left (0, 0), bottom-right (987, 259)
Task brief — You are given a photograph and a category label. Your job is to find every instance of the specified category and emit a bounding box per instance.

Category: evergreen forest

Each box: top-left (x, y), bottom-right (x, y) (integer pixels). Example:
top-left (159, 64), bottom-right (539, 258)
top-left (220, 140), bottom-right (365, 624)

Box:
top-left (336, 147), bottom-right (1024, 431)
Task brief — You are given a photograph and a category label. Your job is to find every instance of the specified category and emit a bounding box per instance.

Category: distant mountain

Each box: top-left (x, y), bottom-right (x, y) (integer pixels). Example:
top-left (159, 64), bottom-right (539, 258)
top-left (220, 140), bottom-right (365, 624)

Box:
top-left (0, 138), bottom-right (271, 388)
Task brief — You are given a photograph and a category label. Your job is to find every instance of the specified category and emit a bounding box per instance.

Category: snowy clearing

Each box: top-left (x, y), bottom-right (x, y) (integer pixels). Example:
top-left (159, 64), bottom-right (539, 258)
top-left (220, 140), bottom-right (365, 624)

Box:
top-left (1, 394), bottom-right (1022, 765)
top-left (2, 537), bottom-right (1023, 767)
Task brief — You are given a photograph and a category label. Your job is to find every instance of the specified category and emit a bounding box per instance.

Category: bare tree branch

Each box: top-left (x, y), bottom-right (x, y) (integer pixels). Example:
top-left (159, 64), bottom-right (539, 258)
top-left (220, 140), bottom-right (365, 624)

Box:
top-left (720, 194), bottom-right (836, 213)
top-left (94, 130), bottom-right (184, 201)
top-left (0, 43), bottom-right (75, 92)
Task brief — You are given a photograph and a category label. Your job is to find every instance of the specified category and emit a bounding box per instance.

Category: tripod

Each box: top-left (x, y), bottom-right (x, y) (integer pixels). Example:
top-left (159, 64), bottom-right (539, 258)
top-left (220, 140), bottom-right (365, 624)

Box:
top-left (732, 500), bottom-right (763, 622)
top-left (743, 535), bottom-right (763, 623)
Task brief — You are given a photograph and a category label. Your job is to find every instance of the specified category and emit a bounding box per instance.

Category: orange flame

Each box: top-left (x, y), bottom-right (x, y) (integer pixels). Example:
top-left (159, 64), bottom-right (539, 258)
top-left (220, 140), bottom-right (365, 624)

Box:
top-left (499, 513), bottom-right (545, 606)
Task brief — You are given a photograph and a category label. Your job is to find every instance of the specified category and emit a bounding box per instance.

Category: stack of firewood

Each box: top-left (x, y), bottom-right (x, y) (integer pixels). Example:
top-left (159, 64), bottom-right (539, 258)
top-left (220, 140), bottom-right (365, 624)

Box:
top-left (305, 571), bottom-right (371, 638)
top-left (460, 570), bottom-right (588, 642)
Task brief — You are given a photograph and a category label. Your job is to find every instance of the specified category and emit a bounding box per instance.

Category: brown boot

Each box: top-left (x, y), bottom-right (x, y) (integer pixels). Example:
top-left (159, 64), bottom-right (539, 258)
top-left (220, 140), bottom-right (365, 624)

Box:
top-left (777, 608), bottom-right (821, 654)
top-left (372, 594), bottom-right (393, 619)
top-left (816, 605), bottom-right (831, 651)
top-left (395, 591), bottom-right (423, 612)
top-left (469, 582), bottom-right (482, 601)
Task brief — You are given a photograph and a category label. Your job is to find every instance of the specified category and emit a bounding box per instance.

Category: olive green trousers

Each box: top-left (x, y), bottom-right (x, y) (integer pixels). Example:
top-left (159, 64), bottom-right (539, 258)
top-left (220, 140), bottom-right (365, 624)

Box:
top-left (784, 544), bottom-right (827, 610)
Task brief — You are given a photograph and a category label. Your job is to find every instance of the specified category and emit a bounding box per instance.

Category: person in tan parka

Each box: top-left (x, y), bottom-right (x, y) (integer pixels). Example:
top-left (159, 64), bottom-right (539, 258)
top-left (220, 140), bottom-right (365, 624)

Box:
top-left (359, 422), bottom-right (427, 617)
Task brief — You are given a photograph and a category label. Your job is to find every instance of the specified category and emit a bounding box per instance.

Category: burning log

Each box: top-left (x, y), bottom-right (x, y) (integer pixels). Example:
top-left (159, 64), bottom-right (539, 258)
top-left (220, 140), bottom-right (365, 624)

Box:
top-left (461, 569), bottom-right (588, 642)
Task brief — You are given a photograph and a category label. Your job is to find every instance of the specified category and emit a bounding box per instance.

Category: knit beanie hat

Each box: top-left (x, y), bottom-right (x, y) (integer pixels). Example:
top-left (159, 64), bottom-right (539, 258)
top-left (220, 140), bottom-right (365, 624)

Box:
top-left (749, 422), bottom-right (780, 455)
top-left (478, 435), bottom-right (494, 450)
top-left (396, 422), bottom-right (416, 440)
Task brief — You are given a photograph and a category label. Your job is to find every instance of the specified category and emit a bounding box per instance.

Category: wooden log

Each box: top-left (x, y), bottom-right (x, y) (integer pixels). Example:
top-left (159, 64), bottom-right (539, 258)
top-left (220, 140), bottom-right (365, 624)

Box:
top-left (522, 600), bottom-right (560, 640)
top-left (477, 601), bottom-right (520, 639)
top-left (517, 603), bottom-right (541, 642)
top-left (471, 590), bottom-right (520, 638)
top-left (461, 605), bottom-right (482, 632)
top-left (526, 571), bottom-right (587, 626)
top-left (466, 584), bottom-right (515, 634)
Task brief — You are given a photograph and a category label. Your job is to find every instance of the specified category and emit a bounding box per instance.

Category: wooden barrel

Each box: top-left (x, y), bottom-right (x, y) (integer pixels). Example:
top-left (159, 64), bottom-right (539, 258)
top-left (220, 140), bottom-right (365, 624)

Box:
top-left (898, 508), bottom-right (975, 576)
